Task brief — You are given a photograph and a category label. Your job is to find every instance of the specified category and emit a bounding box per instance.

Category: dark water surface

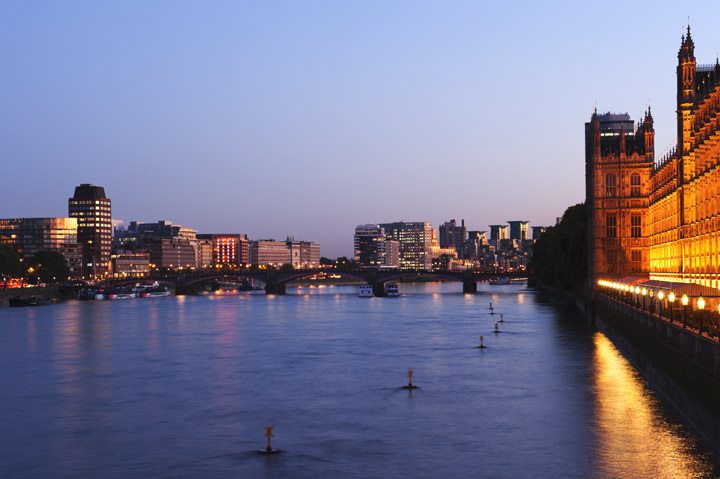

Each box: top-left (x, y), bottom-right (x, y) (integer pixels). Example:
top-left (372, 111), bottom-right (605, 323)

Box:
top-left (1, 283), bottom-right (718, 478)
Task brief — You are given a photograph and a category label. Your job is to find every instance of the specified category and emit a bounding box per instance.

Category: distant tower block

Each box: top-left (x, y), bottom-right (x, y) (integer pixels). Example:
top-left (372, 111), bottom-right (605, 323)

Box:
top-left (507, 221), bottom-right (529, 241)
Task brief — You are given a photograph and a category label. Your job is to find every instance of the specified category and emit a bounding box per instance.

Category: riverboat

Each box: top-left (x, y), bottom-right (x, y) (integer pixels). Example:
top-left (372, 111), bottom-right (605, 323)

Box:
top-left (385, 283), bottom-right (399, 297)
top-left (134, 282), bottom-right (172, 298)
top-left (489, 277), bottom-right (511, 285)
top-left (8, 296), bottom-right (49, 307)
top-left (358, 285), bottom-right (373, 297)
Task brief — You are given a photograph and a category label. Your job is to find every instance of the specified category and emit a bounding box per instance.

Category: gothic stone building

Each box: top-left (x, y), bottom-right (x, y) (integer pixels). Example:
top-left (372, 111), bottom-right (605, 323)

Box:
top-left (587, 27), bottom-right (720, 290)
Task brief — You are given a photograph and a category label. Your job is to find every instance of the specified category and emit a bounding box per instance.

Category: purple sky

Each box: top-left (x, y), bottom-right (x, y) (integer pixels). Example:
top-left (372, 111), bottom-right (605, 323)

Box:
top-left (2, 1), bottom-right (718, 257)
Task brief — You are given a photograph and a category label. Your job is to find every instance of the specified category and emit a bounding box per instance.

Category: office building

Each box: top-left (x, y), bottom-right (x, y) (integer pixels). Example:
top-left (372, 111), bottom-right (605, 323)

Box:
top-left (0, 217), bottom-right (80, 275)
top-left (353, 224), bottom-right (400, 268)
top-left (68, 184), bottom-right (112, 279)
top-left (508, 221), bottom-right (529, 241)
top-left (379, 222), bottom-right (433, 270)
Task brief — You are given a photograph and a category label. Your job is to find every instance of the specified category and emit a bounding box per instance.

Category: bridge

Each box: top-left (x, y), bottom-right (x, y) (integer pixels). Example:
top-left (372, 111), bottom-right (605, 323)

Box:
top-left (108, 269), bottom-right (522, 296)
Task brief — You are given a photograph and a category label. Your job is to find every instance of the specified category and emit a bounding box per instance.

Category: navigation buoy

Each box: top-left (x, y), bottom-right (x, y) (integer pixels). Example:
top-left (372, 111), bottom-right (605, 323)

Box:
top-left (493, 322), bottom-right (500, 333)
top-left (403, 369), bottom-right (419, 389)
top-left (499, 313), bottom-right (504, 323)
top-left (477, 335), bottom-right (487, 349)
top-left (258, 426), bottom-right (281, 454)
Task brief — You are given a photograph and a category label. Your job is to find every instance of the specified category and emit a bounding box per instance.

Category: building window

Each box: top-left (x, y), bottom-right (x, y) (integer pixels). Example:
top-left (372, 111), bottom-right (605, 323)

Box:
top-left (630, 172), bottom-right (641, 197)
top-left (631, 250), bottom-right (641, 272)
top-left (606, 214), bottom-right (617, 238)
top-left (606, 249), bottom-right (617, 273)
top-left (605, 173), bottom-right (617, 197)
top-left (631, 214), bottom-right (641, 237)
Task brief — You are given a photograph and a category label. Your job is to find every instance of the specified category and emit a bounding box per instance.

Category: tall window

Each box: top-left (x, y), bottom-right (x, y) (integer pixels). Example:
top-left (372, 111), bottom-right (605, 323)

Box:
top-left (631, 214), bottom-right (641, 237)
top-left (606, 250), bottom-right (617, 273)
top-left (630, 172), bottom-right (641, 197)
top-left (606, 214), bottom-right (617, 238)
top-left (605, 173), bottom-right (617, 197)
top-left (631, 250), bottom-right (642, 272)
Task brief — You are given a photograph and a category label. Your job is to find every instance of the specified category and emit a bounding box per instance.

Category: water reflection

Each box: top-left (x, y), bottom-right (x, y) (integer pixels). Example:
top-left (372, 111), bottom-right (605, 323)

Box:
top-left (591, 333), bottom-right (714, 478)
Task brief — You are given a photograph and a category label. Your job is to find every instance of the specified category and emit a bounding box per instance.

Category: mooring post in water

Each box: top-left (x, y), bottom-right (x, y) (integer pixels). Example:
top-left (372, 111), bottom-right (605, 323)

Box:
top-left (259, 426), bottom-right (280, 454)
top-left (494, 321), bottom-right (499, 333)
top-left (499, 313), bottom-right (504, 323)
top-left (479, 336), bottom-right (485, 348)
top-left (403, 369), bottom-right (418, 389)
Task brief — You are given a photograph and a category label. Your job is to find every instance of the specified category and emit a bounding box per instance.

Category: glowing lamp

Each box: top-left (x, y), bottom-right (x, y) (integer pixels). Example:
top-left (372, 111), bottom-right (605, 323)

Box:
top-left (681, 294), bottom-right (689, 306)
top-left (635, 287), bottom-right (641, 294)
top-left (697, 297), bottom-right (705, 310)
top-left (657, 291), bottom-right (664, 300)
top-left (641, 288), bottom-right (647, 296)
top-left (668, 292), bottom-right (675, 303)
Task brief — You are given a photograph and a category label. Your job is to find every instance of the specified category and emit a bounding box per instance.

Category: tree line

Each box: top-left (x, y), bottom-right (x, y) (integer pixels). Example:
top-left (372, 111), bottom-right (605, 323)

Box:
top-left (0, 245), bottom-right (71, 287)
top-left (531, 202), bottom-right (587, 291)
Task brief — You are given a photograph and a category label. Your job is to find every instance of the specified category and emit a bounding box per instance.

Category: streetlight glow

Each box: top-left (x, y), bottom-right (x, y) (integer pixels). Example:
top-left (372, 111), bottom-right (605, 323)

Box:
top-left (697, 297), bottom-right (705, 310)
top-left (681, 294), bottom-right (689, 306)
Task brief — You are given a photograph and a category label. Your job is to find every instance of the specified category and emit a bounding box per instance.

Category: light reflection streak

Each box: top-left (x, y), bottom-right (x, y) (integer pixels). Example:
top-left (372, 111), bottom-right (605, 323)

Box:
top-left (591, 332), bottom-right (712, 478)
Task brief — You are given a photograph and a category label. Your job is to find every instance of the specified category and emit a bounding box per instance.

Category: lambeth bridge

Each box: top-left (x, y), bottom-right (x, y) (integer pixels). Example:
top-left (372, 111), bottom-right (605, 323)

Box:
top-left (108, 269), bottom-right (523, 296)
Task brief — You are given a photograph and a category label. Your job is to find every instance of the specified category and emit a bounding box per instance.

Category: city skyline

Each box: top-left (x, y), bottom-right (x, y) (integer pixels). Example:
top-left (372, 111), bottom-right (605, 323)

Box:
top-left (2, 1), bottom-right (718, 257)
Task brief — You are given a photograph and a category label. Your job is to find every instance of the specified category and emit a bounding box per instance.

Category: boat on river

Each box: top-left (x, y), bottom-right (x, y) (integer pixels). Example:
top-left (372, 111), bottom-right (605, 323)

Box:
top-left (134, 282), bottom-right (172, 298)
top-left (489, 277), bottom-right (511, 285)
top-left (9, 296), bottom-right (50, 307)
top-left (358, 285), bottom-right (373, 297)
top-left (385, 283), bottom-right (399, 297)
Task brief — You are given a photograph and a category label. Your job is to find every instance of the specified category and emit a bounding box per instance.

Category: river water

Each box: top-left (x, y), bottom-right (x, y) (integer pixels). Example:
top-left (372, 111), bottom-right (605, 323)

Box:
top-left (1, 282), bottom-right (718, 478)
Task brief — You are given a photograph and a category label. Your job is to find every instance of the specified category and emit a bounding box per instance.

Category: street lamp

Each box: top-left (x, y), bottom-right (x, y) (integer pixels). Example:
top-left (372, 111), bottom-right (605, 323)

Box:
top-left (657, 291), bottom-right (664, 318)
top-left (681, 294), bottom-right (689, 327)
top-left (668, 292), bottom-right (676, 323)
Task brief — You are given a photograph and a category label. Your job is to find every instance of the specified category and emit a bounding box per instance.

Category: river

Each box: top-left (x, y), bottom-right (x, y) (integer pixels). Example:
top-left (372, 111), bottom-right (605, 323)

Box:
top-left (1, 282), bottom-right (718, 478)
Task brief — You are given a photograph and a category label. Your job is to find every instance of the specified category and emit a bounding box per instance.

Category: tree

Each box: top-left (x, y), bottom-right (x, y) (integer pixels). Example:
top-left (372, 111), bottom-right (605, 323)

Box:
top-left (0, 245), bottom-right (21, 286)
top-left (531, 203), bottom-right (587, 290)
top-left (27, 250), bottom-right (71, 285)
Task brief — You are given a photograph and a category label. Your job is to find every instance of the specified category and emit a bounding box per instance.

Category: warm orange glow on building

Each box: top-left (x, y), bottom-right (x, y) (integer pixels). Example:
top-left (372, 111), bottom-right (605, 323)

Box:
top-left (588, 27), bottom-right (720, 292)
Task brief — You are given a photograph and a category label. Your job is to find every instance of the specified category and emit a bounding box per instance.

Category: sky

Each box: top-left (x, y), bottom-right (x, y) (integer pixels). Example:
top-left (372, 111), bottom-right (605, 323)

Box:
top-left (2, 1), bottom-right (720, 258)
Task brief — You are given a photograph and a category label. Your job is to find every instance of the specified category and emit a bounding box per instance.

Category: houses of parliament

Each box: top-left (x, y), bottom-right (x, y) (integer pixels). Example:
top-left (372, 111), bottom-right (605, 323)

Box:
top-left (587, 26), bottom-right (720, 290)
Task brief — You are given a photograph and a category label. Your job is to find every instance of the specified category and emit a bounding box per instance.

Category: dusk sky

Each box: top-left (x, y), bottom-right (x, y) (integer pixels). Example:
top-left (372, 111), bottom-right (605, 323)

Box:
top-left (2, 1), bottom-right (719, 257)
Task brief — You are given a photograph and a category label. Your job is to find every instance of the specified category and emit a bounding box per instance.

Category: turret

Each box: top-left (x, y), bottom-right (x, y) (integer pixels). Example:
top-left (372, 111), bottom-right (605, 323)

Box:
top-left (642, 107), bottom-right (654, 162)
top-left (677, 25), bottom-right (696, 156)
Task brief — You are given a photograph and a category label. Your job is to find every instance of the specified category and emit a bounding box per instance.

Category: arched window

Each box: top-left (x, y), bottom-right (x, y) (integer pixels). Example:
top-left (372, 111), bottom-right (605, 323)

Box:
top-left (605, 173), bottom-right (617, 197)
top-left (630, 172), bottom-right (641, 197)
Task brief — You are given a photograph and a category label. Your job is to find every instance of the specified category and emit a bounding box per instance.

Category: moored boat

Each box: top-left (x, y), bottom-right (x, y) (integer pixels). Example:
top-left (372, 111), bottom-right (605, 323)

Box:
top-left (385, 283), bottom-right (399, 297)
top-left (358, 285), bottom-right (373, 297)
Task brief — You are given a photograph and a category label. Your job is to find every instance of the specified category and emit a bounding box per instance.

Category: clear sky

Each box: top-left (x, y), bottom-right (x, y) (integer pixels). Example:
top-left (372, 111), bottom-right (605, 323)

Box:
top-left (2, 1), bottom-right (719, 257)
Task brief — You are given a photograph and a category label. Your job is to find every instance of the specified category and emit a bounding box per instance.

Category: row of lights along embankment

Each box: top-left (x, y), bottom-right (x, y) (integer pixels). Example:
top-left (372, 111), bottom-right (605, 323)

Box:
top-left (597, 279), bottom-right (708, 312)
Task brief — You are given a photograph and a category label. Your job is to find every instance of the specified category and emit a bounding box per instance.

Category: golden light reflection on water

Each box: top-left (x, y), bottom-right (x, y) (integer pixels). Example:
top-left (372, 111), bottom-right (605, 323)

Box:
top-left (592, 332), bottom-right (713, 478)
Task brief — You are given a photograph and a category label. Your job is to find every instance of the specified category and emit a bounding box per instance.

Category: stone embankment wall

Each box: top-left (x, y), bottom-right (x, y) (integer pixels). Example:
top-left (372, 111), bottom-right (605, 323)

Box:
top-left (587, 291), bottom-right (720, 453)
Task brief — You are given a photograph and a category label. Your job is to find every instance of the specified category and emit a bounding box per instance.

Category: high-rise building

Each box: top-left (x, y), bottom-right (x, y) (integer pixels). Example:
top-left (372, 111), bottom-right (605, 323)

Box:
top-left (379, 222), bottom-right (433, 270)
top-left (531, 226), bottom-right (546, 240)
top-left (439, 219), bottom-right (467, 254)
top-left (0, 217), bottom-right (80, 275)
top-left (354, 224), bottom-right (399, 268)
top-left (507, 221), bottom-right (529, 241)
top-left (68, 184), bottom-right (112, 279)
top-left (489, 225), bottom-right (509, 240)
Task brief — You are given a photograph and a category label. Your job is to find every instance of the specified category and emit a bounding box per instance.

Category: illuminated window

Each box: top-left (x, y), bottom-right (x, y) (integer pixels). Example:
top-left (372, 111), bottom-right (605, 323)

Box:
top-left (631, 214), bottom-right (641, 237)
top-left (606, 214), bottom-right (617, 238)
top-left (630, 172), bottom-right (641, 197)
top-left (605, 173), bottom-right (617, 197)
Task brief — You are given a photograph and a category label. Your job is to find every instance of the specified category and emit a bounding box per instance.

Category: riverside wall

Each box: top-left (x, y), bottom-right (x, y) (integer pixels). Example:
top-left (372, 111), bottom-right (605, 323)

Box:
top-left (584, 290), bottom-right (720, 453)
